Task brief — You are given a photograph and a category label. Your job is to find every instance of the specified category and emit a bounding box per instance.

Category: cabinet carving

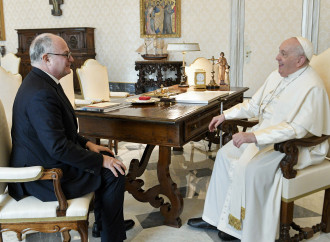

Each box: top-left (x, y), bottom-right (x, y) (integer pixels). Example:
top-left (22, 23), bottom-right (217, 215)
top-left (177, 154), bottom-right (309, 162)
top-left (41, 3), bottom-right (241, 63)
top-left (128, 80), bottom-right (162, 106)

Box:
top-left (16, 27), bottom-right (96, 93)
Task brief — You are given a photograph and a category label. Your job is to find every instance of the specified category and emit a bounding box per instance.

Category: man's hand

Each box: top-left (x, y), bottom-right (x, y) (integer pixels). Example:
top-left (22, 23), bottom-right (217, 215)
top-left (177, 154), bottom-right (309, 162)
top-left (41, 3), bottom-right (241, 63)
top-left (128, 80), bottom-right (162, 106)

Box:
top-left (232, 132), bottom-right (257, 148)
top-left (102, 155), bottom-right (127, 177)
top-left (209, 114), bottom-right (225, 132)
top-left (86, 141), bottom-right (114, 156)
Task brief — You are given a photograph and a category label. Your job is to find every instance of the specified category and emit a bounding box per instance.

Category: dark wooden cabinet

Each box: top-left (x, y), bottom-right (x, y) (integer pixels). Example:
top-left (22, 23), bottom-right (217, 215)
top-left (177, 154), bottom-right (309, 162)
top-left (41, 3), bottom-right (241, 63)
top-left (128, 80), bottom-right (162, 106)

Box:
top-left (16, 27), bottom-right (96, 92)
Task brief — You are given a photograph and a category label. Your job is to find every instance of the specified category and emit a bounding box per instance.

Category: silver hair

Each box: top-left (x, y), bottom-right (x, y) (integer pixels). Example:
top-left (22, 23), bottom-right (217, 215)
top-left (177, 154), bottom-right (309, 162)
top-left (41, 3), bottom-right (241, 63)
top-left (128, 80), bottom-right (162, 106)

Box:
top-left (29, 33), bottom-right (54, 64)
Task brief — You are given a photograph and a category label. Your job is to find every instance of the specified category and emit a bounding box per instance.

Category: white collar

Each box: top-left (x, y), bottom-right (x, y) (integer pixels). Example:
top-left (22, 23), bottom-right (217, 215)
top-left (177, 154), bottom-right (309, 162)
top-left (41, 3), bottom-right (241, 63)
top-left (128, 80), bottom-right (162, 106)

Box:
top-left (44, 71), bottom-right (60, 85)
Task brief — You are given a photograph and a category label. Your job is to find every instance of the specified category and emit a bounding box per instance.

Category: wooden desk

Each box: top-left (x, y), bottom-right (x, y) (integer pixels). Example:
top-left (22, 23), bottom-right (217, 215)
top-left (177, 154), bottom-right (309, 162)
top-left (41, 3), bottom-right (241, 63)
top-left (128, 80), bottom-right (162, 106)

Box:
top-left (76, 86), bottom-right (248, 227)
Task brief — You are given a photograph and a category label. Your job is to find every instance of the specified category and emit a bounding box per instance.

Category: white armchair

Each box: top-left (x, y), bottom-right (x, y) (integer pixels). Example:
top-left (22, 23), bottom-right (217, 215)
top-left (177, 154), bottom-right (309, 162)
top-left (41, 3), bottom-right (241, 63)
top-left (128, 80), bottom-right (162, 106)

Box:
top-left (0, 100), bottom-right (94, 242)
top-left (185, 57), bottom-right (219, 86)
top-left (0, 53), bottom-right (21, 75)
top-left (0, 66), bottom-right (22, 130)
top-left (76, 59), bottom-right (129, 154)
top-left (76, 59), bottom-right (129, 102)
top-left (59, 69), bottom-right (76, 108)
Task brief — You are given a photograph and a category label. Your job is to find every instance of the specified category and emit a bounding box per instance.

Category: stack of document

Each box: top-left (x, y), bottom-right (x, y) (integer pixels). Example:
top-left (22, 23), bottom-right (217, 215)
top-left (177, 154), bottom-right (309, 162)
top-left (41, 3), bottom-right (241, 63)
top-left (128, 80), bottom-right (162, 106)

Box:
top-left (110, 92), bottom-right (130, 98)
top-left (78, 102), bottom-right (121, 112)
top-left (174, 91), bottom-right (232, 104)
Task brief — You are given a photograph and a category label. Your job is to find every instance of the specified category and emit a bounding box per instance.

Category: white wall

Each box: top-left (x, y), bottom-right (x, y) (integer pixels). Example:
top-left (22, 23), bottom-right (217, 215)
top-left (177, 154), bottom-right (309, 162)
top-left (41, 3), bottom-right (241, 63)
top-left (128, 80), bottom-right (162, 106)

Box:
top-left (0, 0), bottom-right (230, 85)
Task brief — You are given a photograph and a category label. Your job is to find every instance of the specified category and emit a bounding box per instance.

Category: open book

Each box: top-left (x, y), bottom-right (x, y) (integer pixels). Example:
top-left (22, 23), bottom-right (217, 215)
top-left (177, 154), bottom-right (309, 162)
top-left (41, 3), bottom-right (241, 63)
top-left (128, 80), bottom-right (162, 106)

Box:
top-left (78, 102), bottom-right (121, 112)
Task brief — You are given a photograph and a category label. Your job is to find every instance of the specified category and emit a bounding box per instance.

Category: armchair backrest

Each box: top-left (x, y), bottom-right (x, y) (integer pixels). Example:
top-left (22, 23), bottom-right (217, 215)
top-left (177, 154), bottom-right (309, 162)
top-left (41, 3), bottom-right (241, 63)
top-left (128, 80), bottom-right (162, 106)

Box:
top-left (0, 53), bottom-right (21, 74)
top-left (0, 66), bottom-right (22, 130)
top-left (310, 48), bottom-right (330, 157)
top-left (0, 99), bottom-right (11, 193)
top-left (59, 69), bottom-right (75, 108)
top-left (76, 59), bottom-right (110, 101)
top-left (186, 57), bottom-right (218, 86)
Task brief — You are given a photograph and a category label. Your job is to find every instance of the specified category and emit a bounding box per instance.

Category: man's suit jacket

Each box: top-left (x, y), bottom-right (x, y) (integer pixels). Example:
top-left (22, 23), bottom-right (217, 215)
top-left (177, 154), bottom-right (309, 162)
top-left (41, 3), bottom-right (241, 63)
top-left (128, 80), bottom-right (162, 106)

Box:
top-left (9, 67), bottom-right (103, 202)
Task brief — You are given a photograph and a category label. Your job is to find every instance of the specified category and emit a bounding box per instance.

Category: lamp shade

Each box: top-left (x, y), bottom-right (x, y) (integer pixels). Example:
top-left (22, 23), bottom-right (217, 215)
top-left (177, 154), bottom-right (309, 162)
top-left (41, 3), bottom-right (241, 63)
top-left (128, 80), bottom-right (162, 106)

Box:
top-left (167, 43), bottom-right (200, 52)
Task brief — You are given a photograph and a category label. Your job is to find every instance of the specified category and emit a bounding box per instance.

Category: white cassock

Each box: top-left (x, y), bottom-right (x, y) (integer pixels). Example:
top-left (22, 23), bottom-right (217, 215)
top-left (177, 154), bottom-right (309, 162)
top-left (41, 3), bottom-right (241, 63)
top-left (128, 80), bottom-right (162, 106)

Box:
top-left (202, 66), bottom-right (330, 242)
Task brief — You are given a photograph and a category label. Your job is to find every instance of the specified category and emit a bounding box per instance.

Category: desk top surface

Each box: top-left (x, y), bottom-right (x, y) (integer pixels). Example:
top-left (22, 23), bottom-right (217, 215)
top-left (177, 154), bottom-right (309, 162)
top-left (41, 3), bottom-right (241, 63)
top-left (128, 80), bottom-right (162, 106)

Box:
top-left (76, 85), bottom-right (248, 124)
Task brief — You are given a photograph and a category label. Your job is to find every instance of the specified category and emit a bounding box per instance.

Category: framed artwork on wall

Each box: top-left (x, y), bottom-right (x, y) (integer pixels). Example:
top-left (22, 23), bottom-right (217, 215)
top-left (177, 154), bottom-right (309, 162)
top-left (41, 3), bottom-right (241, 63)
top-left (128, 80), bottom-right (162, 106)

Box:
top-left (140, 0), bottom-right (181, 38)
top-left (0, 0), bottom-right (5, 41)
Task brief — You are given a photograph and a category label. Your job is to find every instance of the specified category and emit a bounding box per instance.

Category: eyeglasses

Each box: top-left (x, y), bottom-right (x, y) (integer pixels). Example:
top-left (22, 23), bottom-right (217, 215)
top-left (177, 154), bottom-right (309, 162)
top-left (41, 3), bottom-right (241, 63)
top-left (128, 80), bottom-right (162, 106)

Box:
top-left (47, 52), bottom-right (72, 60)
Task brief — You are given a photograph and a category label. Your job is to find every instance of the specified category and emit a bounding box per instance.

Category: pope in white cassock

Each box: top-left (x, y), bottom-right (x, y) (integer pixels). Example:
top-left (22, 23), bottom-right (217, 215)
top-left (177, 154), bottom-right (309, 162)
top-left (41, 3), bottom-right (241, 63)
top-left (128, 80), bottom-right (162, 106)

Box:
top-left (188, 36), bottom-right (330, 242)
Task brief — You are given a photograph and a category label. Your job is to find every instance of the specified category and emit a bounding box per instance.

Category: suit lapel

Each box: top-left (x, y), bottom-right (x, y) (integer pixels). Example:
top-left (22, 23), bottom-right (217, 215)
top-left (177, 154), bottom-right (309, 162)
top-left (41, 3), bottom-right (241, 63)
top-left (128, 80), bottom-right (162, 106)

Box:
top-left (32, 68), bottom-right (78, 127)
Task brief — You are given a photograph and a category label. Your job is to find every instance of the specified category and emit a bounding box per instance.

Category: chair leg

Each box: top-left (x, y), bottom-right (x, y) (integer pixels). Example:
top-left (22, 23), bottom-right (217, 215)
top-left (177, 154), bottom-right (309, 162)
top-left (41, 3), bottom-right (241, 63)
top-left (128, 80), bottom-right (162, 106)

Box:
top-left (77, 221), bottom-right (89, 242)
top-left (279, 200), bottom-right (294, 242)
top-left (108, 139), bottom-right (118, 155)
top-left (322, 188), bottom-right (330, 233)
top-left (62, 230), bottom-right (71, 242)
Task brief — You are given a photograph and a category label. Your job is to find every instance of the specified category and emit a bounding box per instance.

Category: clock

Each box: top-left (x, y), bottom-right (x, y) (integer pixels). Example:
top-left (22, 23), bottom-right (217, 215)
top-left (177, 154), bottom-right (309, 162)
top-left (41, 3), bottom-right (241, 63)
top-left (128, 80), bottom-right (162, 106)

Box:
top-left (194, 69), bottom-right (207, 89)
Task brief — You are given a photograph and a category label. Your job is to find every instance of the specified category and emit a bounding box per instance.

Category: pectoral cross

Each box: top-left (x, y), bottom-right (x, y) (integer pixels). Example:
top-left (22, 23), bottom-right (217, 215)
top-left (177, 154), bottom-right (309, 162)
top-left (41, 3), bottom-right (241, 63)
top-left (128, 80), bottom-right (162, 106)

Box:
top-left (49, 0), bottom-right (63, 16)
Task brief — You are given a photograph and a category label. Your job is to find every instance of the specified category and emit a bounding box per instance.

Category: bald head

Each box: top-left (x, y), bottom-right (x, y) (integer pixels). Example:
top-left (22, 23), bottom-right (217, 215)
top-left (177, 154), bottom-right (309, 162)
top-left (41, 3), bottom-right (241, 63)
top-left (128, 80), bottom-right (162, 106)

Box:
top-left (29, 33), bottom-right (55, 65)
top-left (29, 33), bottom-right (73, 79)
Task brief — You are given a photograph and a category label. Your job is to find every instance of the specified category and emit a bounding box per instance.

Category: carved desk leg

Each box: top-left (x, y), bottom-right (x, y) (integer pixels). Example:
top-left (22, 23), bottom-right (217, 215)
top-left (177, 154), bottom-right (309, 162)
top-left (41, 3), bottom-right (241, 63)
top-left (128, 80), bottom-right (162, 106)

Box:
top-left (125, 145), bottom-right (183, 228)
top-left (158, 146), bottom-right (183, 227)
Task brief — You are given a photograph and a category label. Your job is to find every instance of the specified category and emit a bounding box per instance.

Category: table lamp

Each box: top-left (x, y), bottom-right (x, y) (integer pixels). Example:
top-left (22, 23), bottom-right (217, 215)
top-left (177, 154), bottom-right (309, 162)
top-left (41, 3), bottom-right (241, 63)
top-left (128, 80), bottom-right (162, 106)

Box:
top-left (167, 43), bottom-right (200, 87)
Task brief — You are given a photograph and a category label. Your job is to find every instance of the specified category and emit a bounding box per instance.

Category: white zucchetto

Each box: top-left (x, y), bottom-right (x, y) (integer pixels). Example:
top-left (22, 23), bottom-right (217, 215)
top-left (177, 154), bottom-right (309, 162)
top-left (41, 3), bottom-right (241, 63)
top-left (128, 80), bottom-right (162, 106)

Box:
top-left (296, 36), bottom-right (313, 61)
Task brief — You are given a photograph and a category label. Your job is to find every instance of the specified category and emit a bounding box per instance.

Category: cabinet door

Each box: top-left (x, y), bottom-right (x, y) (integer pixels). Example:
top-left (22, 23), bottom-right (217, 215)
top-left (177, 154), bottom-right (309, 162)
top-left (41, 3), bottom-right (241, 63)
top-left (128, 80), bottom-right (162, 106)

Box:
top-left (242, 0), bottom-right (302, 97)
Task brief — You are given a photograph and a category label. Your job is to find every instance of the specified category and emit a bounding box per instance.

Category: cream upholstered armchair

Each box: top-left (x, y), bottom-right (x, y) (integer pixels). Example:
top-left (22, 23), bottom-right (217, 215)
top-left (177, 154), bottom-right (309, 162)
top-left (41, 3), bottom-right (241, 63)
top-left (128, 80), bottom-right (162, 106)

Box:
top-left (219, 49), bottom-right (330, 241)
top-left (185, 57), bottom-right (219, 86)
top-left (0, 66), bottom-right (22, 130)
top-left (76, 59), bottom-right (129, 102)
top-left (59, 69), bottom-right (76, 108)
top-left (76, 59), bottom-right (129, 154)
top-left (0, 100), bottom-right (94, 242)
top-left (0, 53), bottom-right (21, 75)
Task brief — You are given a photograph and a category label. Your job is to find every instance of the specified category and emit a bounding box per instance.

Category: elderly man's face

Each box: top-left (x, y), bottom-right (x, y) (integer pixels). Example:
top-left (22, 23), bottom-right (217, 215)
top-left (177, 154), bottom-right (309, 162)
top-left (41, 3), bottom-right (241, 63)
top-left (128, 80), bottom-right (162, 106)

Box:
top-left (46, 36), bottom-right (73, 80)
top-left (276, 38), bottom-right (303, 77)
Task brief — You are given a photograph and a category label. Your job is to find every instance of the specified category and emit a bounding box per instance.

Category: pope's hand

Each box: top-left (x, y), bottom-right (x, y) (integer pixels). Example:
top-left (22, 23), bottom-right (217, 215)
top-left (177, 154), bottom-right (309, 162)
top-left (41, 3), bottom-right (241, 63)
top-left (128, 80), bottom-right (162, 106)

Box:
top-left (232, 132), bottom-right (257, 148)
top-left (208, 114), bottom-right (225, 132)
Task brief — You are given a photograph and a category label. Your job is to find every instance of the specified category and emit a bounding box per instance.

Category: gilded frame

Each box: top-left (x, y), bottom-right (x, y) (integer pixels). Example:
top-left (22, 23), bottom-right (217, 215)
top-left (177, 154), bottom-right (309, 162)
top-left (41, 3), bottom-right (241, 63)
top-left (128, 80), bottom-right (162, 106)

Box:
top-left (140, 0), bottom-right (181, 38)
top-left (0, 0), bottom-right (5, 41)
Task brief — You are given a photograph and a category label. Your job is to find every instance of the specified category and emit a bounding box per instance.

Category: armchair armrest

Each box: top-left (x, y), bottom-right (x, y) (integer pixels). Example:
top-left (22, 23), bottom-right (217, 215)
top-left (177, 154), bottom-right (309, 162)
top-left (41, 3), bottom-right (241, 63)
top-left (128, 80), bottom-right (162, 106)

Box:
top-left (0, 166), bottom-right (68, 217)
top-left (0, 166), bottom-right (43, 181)
top-left (40, 168), bottom-right (68, 216)
top-left (274, 135), bottom-right (330, 179)
top-left (221, 119), bottom-right (259, 145)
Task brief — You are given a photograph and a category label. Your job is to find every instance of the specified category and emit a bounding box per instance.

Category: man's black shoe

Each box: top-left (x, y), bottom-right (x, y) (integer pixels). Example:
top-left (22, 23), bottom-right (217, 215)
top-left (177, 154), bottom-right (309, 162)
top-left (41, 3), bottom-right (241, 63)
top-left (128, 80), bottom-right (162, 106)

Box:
top-left (218, 231), bottom-right (237, 241)
top-left (187, 217), bottom-right (217, 230)
top-left (92, 219), bottom-right (135, 238)
top-left (92, 222), bottom-right (101, 238)
top-left (124, 219), bottom-right (135, 231)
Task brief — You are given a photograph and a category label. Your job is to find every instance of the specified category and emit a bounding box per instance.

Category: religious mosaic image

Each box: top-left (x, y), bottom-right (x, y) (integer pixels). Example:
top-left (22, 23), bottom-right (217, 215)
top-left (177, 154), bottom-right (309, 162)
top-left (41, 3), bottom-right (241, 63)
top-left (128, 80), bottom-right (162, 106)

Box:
top-left (140, 0), bottom-right (181, 38)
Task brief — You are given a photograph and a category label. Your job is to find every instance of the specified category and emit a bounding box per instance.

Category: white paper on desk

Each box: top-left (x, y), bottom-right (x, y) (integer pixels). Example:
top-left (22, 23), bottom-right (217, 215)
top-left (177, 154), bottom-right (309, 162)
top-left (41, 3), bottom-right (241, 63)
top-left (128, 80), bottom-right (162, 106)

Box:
top-left (174, 91), bottom-right (232, 104)
top-left (110, 91), bottom-right (129, 98)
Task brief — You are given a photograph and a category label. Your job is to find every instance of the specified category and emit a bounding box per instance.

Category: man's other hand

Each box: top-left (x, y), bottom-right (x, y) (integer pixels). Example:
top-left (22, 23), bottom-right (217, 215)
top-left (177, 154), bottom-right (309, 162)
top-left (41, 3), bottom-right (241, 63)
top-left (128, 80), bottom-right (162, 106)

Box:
top-left (232, 132), bottom-right (257, 148)
top-left (86, 141), bottom-right (114, 156)
top-left (102, 155), bottom-right (127, 177)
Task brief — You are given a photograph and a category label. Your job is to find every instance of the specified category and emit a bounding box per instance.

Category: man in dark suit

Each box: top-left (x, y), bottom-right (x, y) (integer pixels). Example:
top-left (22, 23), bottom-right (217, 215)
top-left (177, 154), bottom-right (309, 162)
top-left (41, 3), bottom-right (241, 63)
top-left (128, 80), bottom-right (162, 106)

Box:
top-left (9, 33), bottom-right (133, 242)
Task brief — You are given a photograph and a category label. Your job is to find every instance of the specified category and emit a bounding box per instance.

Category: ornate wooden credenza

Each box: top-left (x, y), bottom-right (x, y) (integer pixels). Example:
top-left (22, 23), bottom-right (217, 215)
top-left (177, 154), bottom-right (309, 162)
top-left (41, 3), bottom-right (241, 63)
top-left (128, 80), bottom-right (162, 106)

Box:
top-left (16, 27), bottom-right (96, 92)
top-left (135, 60), bottom-right (183, 94)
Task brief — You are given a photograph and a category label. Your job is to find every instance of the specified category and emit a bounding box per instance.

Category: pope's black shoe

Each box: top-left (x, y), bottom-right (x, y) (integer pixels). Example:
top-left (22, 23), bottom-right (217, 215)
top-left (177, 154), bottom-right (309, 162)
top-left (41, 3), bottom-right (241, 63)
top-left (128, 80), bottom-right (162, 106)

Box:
top-left (218, 231), bottom-right (237, 241)
top-left (92, 219), bottom-right (135, 238)
top-left (187, 217), bottom-right (217, 230)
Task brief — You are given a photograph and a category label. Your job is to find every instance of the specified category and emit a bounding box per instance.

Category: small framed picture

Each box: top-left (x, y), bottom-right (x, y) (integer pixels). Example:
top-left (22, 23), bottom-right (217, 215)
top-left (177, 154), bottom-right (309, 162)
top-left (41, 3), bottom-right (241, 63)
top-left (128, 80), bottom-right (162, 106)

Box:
top-left (140, 0), bottom-right (181, 38)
